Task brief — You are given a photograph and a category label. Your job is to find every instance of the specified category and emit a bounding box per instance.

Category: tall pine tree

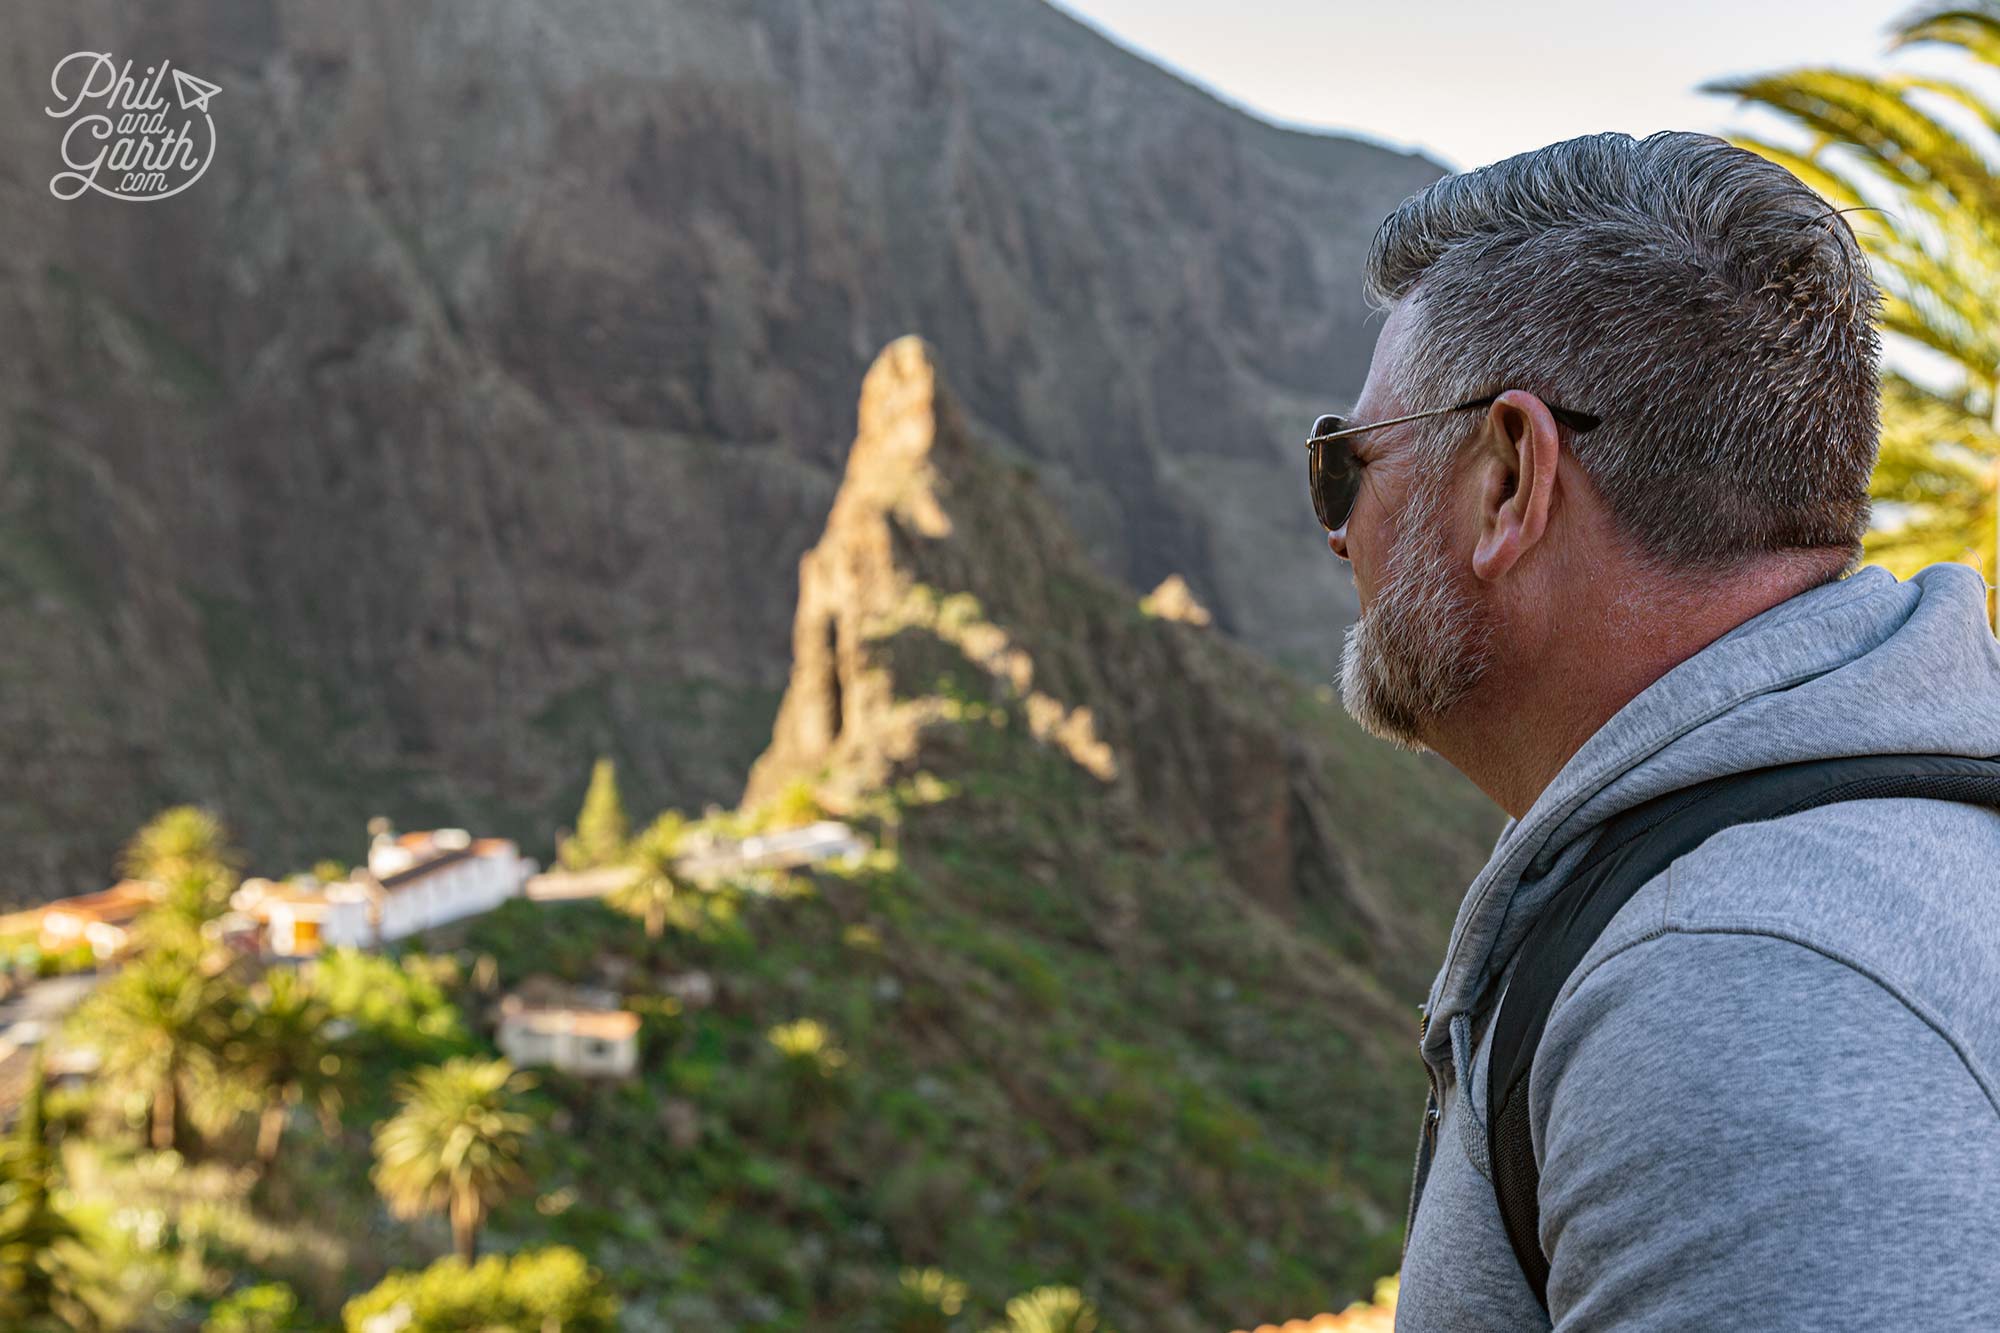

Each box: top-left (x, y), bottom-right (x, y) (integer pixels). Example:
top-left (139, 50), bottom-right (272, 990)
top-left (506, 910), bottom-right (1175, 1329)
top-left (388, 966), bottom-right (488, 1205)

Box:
top-left (561, 757), bottom-right (630, 870)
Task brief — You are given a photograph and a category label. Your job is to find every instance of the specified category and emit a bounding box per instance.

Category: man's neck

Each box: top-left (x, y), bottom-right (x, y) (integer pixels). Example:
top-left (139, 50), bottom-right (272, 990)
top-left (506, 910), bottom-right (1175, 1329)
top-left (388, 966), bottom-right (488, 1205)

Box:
top-left (1424, 555), bottom-right (1846, 820)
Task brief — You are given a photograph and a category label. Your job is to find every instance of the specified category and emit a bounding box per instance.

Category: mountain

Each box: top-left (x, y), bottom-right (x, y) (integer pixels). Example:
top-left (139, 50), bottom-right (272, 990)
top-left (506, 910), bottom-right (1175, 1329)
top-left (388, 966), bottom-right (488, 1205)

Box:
top-left (27, 336), bottom-right (1497, 1330)
top-left (0, 0), bottom-right (1444, 900)
top-left (450, 337), bottom-right (1500, 1329)
top-left (691, 336), bottom-right (1494, 1323)
top-left (746, 335), bottom-right (1500, 993)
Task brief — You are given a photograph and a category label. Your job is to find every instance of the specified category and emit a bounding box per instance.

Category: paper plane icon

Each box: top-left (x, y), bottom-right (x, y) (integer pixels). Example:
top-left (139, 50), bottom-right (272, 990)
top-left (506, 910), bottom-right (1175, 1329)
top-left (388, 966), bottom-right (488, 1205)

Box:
top-left (171, 67), bottom-right (220, 113)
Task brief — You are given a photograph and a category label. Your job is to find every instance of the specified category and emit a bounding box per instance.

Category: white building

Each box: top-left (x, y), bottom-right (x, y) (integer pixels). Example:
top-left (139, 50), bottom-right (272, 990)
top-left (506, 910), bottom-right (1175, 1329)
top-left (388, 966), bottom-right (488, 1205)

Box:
top-left (734, 820), bottom-right (868, 869)
top-left (678, 819), bottom-right (869, 885)
top-left (495, 997), bottom-right (640, 1078)
top-left (232, 878), bottom-right (373, 957)
top-left (232, 827), bottom-right (534, 955)
top-left (366, 829), bottom-right (534, 943)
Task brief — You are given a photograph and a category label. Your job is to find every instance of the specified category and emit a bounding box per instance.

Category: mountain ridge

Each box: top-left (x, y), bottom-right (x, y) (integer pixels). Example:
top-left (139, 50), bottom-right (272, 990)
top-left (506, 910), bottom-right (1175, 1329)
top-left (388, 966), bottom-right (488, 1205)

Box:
top-left (745, 334), bottom-right (1500, 1001)
top-left (0, 0), bottom-right (1446, 898)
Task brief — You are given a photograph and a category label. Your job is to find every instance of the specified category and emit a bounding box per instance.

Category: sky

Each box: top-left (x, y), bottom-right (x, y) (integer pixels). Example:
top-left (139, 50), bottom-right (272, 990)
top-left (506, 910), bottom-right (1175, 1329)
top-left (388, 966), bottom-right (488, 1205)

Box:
top-left (1047, 0), bottom-right (1945, 172)
top-left (1048, 0), bottom-right (1997, 392)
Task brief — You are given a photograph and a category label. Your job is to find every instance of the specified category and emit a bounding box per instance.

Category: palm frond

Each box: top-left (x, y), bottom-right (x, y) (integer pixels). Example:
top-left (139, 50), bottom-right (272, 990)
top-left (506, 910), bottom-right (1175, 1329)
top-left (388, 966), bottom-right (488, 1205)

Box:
top-left (1890, 3), bottom-right (2000, 67)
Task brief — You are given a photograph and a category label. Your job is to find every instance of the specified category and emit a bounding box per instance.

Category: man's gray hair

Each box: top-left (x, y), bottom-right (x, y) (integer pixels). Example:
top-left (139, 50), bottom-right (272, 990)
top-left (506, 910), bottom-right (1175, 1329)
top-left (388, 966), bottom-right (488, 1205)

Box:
top-left (1363, 130), bottom-right (1882, 577)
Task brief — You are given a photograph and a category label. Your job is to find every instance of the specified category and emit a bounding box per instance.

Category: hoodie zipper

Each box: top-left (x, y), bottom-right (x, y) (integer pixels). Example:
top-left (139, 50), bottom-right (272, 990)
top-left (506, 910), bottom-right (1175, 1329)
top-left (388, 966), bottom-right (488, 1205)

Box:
top-left (1403, 1004), bottom-right (1443, 1262)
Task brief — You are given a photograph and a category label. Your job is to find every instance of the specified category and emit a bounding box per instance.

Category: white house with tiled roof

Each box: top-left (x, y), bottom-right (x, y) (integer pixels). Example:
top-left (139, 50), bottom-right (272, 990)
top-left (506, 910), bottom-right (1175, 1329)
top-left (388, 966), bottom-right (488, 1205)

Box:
top-left (231, 877), bottom-right (371, 956)
top-left (495, 995), bottom-right (640, 1077)
top-left (363, 828), bottom-right (532, 942)
top-left (234, 826), bottom-right (534, 954)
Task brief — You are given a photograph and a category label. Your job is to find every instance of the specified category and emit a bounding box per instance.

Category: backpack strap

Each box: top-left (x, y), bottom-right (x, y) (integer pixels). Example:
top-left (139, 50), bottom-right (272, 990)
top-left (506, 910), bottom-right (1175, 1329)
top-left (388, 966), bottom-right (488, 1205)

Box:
top-left (1485, 753), bottom-right (2000, 1312)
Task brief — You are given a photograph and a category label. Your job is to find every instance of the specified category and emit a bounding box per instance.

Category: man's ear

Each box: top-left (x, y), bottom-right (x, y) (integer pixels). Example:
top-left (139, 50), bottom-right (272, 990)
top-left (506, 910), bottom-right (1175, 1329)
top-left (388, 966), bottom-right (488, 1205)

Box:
top-left (1470, 390), bottom-right (1561, 582)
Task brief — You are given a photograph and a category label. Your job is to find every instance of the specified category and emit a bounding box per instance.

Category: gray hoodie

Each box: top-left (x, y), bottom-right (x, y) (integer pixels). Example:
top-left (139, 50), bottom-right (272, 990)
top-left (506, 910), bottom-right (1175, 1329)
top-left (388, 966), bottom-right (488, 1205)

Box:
top-left (1395, 560), bottom-right (2000, 1330)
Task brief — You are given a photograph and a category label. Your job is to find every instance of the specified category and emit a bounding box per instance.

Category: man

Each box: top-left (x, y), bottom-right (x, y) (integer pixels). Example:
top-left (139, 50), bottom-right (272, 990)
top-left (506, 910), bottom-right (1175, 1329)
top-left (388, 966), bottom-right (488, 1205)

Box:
top-left (1319, 130), bottom-right (2000, 1328)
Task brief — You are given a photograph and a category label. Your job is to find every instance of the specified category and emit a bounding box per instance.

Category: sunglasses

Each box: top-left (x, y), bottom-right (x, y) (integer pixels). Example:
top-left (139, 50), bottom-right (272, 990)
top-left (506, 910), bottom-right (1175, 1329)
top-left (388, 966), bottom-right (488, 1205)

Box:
top-left (1305, 393), bottom-right (1603, 532)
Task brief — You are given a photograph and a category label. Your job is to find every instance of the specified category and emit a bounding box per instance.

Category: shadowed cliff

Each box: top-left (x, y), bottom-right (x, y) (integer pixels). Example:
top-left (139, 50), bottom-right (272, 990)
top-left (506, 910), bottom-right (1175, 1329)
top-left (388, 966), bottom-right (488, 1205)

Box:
top-left (0, 0), bottom-right (1443, 897)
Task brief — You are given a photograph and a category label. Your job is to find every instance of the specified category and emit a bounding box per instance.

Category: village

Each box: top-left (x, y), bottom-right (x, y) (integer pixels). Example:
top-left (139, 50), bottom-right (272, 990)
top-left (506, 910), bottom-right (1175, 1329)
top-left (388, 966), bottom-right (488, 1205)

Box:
top-left (0, 800), bottom-right (869, 1121)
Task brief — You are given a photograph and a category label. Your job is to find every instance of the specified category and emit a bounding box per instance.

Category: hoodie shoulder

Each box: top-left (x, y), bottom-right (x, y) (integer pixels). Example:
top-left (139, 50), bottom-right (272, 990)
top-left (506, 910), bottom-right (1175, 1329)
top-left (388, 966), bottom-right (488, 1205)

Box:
top-left (1577, 796), bottom-right (2000, 1090)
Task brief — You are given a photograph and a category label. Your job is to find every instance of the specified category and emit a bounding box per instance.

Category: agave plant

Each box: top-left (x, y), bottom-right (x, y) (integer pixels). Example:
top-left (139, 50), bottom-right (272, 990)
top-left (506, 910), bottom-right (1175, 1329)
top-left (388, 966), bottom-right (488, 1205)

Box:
top-left (1704, 2), bottom-right (2000, 626)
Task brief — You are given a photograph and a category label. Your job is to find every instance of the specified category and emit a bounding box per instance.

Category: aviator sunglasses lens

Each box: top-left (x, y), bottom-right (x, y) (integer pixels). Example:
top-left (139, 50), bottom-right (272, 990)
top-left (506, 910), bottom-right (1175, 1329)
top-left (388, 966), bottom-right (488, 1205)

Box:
top-left (1308, 414), bottom-right (1359, 530)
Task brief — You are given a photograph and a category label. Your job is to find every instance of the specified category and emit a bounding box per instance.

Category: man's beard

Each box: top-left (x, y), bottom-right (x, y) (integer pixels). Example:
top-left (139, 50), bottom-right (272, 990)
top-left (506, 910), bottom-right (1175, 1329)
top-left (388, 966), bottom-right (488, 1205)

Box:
top-left (1337, 473), bottom-right (1496, 752)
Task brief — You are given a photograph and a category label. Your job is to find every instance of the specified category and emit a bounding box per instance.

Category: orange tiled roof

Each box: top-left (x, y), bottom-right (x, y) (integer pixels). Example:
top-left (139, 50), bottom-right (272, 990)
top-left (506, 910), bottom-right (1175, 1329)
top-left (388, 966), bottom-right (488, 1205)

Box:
top-left (376, 847), bottom-right (472, 891)
top-left (501, 1006), bottom-right (640, 1041)
top-left (42, 880), bottom-right (158, 924)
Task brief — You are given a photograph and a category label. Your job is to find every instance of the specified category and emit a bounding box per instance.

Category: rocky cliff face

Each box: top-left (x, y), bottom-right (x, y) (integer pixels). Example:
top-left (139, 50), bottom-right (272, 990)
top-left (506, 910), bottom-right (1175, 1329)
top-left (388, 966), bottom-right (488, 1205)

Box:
top-left (718, 339), bottom-right (1499, 1323)
top-left (745, 337), bottom-right (1500, 1000)
top-left (0, 0), bottom-right (1442, 898)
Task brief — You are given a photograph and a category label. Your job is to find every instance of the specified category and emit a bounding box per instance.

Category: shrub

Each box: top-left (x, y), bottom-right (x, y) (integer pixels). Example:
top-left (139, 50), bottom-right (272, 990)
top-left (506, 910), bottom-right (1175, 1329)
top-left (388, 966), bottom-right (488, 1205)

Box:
top-left (879, 1266), bottom-right (969, 1333)
top-left (341, 1246), bottom-right (617, 1333)
top-left (203, 1281), bottom-right (301, 1333)
top-left (986, 1286), bottom-right (1110, 1333)
top-left (313, 948), bottom-right (468, 1057)
top-left (766, 1019), bottom-right (849, 1115)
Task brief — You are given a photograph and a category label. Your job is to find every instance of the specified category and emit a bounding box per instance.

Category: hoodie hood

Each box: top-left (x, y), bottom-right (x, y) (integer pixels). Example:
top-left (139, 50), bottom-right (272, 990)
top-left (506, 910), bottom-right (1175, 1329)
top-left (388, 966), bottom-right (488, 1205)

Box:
top-left (1418, 559), bottom-right (2000, 1070)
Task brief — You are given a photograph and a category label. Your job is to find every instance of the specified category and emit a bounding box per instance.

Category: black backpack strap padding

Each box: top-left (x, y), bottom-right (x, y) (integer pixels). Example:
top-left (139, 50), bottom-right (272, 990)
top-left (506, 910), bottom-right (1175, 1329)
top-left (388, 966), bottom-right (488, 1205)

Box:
top-left (1485, 753), bottom-right (2000, 1312)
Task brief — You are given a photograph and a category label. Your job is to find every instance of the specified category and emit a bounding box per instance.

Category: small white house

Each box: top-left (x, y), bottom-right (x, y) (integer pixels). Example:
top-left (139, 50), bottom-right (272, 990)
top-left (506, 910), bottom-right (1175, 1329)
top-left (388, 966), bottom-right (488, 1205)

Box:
top-left (366, 829), bottom-right (534, 943)
top-left (678, 819), bottom-right (869, 885)
top-left (233, 879), bottom-right (373, 957)
top-left (734, 820), bottom-right (868, 869)
top-left (231, 827), bottom-right (533, 955)
top-left (495, 998), bottom-right (640, 1078)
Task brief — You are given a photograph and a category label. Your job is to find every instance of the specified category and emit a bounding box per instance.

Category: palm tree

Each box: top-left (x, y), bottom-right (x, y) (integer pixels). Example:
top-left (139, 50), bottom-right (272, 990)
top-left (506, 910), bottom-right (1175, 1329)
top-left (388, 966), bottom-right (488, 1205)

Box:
top-left (372, 1057), bottom-right (535, 1263)
top-left (121, 806), bottom-right (238, 886)
top-left (123, 807), bottom-right (242, 941)
top-left (1704, 4), bottom-right (2000, 629)
top-left (226, 969), bottom-right (343, 1166)
top-left (88, 944), bottom-right (229, 1152)
top-left (610, 811), bottom-right (694, 939)
top-left (130, 868), bottom-right (235, 951)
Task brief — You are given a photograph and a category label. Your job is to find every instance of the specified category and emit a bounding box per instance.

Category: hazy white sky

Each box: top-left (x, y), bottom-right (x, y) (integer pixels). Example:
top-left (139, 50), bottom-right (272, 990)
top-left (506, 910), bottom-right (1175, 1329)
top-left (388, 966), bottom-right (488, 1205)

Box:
top-left (1048, 0), bottom-right (1941, 171)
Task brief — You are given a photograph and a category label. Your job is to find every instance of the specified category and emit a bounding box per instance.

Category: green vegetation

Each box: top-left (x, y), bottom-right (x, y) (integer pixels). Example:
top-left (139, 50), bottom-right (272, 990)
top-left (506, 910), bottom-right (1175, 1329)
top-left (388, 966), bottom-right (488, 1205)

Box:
top-left (608, 810), bottom-right (697, 939)
top-left (371, 1058), bottom-right (536, 1264)
top-left (22, 501), bottom-right (1494, 1330)
top-left (224, 970), bottom-right (343, 1167)
top-left (340, 1246), bottom-right (617, 1333)
top-left (0, 1060), bottom-right (97, 1332)
top-left (121, 806), bottom-right (239, 887)
top-left (884, 1267), bottom-right (970, 1332)
top-left (1708, 6), bottom-right (2000, 623)
top-left (985, 1286), bottom-right (1110, 1333)
top-left (87, 939), bottom-right (231, 1152)
top-left (202, 1282), bottom-right (301, 1333)
top-left (560, 757), bottom-right (631, 871)
top-left (755, 776), bottom-right (828, 833)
